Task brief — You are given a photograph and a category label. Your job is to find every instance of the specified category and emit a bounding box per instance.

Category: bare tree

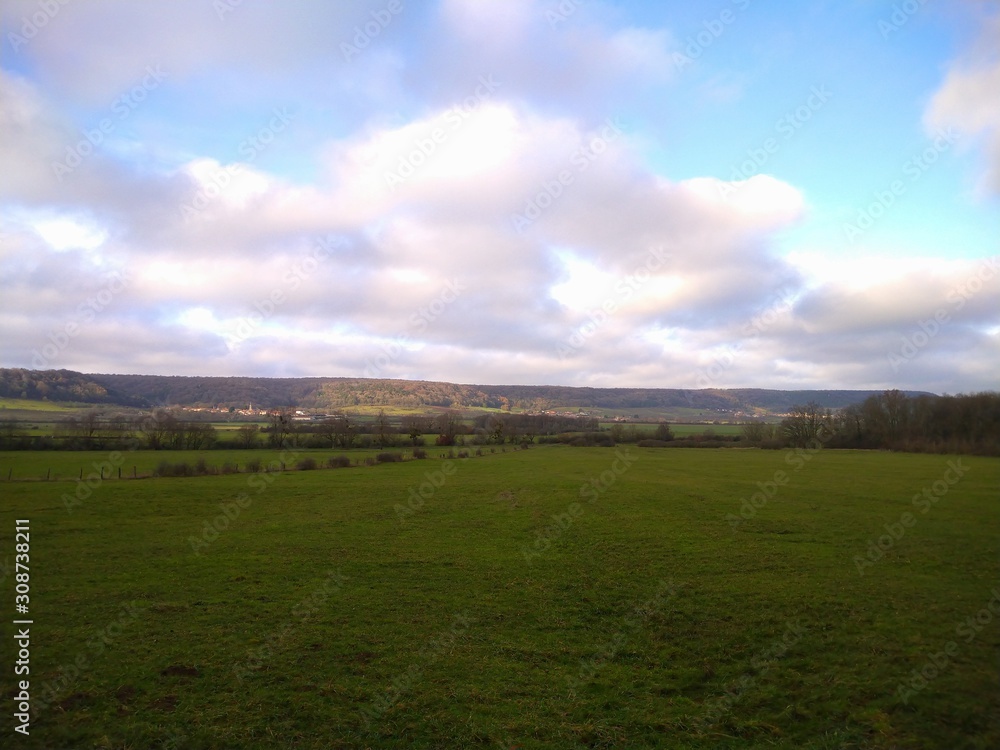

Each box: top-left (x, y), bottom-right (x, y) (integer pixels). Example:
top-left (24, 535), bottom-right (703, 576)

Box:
top-left (333, 414), bottom-right (357, 449)
top-left (236, 423), bottom-right (260, 449)
top-left (401, 416), bottom-right (429, 446)
top-left (317, 417), bottom-right (341, 449)
top-left (489, 415), bottom-right (505, 444)
top-left (186, 422), bottom-right (217, 450)
top-left (781, 402), bottom-right (830, 448)
top-left (740, 420), bottom-right (772, 444)
top-left (373, 409), bottom-right (394, 448)
top-left (436, 411), bottom-right (459, 446)
top-left (266, 410), bottom-right (294, 448)
top-left (654, 421), bottom-right (674, 441)
top-left (137, 409), bottom-right (175, 450)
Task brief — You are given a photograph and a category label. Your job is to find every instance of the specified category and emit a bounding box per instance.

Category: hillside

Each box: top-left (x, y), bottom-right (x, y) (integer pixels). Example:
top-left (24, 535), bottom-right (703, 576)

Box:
top-left (0, 368), bottom-right (935, 418)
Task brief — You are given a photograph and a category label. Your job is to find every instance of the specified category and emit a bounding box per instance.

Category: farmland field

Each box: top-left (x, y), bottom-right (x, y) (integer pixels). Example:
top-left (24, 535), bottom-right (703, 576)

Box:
top-left (2, 446), bottom-right (998, 749)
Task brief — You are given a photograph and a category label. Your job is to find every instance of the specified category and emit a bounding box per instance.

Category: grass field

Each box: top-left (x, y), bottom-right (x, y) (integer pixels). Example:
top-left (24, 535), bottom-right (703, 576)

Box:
top-left (2, 446), bottom-right (998, 748)
top-left (0, 447), bottom-right (441, 481)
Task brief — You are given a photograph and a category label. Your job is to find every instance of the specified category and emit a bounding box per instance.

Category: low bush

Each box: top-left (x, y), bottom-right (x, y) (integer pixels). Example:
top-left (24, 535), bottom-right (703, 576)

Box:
top-left (327, 455), bottom-right (351, 468)
top-left (376, 452), bottom-right (403, 463)
top-left (154, 461), bottom-right (193, 477)
top-left (297, 457), bottom-right (317, 471)
top-left (569, 432), bottom-right (616, 447)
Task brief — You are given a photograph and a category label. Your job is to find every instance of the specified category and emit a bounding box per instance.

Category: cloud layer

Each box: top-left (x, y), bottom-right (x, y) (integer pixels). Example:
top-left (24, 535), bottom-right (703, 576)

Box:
top-left (1, 0), bottom-right (997, 392)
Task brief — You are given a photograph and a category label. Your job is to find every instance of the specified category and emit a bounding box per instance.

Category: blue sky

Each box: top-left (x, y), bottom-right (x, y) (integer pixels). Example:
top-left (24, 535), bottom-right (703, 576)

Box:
top-left (1, 0), bottom-right (997, 392)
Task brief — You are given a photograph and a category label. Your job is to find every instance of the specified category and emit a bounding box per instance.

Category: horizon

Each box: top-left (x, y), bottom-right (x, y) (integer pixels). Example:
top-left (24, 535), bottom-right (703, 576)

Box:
top-left (8, 366), bottom-right (951, 398)
top-left (2, 1), bottom-right (998, 393)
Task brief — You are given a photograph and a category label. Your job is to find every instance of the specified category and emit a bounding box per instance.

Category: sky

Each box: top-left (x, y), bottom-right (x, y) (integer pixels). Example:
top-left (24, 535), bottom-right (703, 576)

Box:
top-left (1, 0), bottom-right (998, 393)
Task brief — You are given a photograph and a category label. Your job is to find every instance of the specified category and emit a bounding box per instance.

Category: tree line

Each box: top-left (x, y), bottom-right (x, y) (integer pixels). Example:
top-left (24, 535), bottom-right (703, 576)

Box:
top-left (0, 409), bottom-right (592, 451)
top-left (744, 390), bottom-right (1000, 455)
top-left (1, 390), bottom-right (996, 455)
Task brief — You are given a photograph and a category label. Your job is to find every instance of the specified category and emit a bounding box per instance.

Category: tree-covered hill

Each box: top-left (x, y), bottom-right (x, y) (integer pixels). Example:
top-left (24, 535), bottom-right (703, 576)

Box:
top-left (0, 368), bottom-right (934, 417)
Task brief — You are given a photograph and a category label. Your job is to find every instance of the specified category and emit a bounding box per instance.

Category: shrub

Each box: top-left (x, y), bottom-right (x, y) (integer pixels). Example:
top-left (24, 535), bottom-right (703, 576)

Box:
top-left (412, 448), bottom-right (427, 459)
top-left (475, 448), bottom-right (483, 456)
top-left (376, 452), bottom-right (403, 463)
top-left (195, 458), bottom-right (212, 475)
top-left (297, 457), bottom-right (317, 471)
top-left (154, 461), bottom-right (193, 477)
top-left (221, 461), bottom-right (239, 474)
top-left (246, 458), bottom-right (262, 473)
top-left (327, 455), bottom-right (351, 468)
top-left (637, 439), bottom-right (671, 448)
top-left (457, 449), bottom-right (469, 459)
top-left (569, 432), bottom-right (616, 447)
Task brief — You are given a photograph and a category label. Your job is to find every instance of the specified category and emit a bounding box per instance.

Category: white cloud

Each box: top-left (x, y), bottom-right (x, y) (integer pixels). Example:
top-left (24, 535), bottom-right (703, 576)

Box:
top-left (0, 1), bottom-right (997, 392)
top-left (925, 12), bottom-right (1000, 194)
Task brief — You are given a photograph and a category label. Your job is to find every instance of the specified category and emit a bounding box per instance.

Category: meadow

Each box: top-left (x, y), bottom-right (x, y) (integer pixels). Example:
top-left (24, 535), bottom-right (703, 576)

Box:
top-left (1, 446), bottom-right (997, 749)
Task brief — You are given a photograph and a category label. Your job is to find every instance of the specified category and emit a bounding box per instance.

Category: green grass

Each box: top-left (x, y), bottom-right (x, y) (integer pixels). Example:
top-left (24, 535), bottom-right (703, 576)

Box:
top-left (0, 447), bottom-right (444, 480)
top-left (0, 398), bottom-right (91, 413)
top-left (1, 447), bottom-right (998, 748)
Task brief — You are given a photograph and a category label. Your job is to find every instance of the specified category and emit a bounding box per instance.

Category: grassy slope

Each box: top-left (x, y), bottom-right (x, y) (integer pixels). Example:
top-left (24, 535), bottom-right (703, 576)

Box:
top-left (1, 447), bottom-right (998, 749)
